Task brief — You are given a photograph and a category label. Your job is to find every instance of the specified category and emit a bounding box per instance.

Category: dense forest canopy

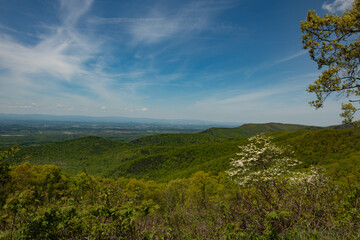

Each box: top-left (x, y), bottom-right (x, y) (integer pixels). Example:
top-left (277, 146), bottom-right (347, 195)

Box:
top-left (1, 126), bottom-right (360, 238)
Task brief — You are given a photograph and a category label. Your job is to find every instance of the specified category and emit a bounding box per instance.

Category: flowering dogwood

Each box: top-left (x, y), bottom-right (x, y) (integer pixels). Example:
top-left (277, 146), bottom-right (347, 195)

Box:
top-left (227, 134), bottom-right (322, 186)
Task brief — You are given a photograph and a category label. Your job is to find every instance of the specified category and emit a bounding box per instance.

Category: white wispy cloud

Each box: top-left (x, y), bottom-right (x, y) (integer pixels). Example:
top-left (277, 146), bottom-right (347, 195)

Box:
top-left (0, 36), bottom-right (83, 80)
top-left (0, 0), bottom-right (129, 115)
top-left (0, 0), bottom-right (124, 102)
top-left (195, 84), bottom-right (301, 108)
top-left (214, 88), bottom-right (292, 105)
top-left (273, 50), bottom-right (308, 66)
top-left (244, 50), bottom-right (308, 77)
top-left (322, 0), bottom-right (354, 13)
top-left (89, 17), bottom-right (164, 25)
top-left (100, 106), bottom-right (107, 112)
top-left (90, 1), bottom-right (238, 44)
top-left (0, 0), bottom-right (95, 81)
top-left (0, 0), bottom-right (341, 125)
top-left (187, 80), bottom-right (342, 125)
top-left (128, 6), bottom-right (207, 44)
top-left (59, 0), bottom-right (93, 25)
top-left (8, 103), bottom-right (37, 109)
top-left (0, 24), bottom-right (39, 38)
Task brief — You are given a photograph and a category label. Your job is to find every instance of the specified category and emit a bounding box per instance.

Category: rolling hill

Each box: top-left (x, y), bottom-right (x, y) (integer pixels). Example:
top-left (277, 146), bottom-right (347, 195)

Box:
top-left (11, 123), bottom-right (360, 182)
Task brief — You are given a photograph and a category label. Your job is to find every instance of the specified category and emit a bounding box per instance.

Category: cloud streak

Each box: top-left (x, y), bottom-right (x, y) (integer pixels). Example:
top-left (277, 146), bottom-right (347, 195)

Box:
top-left (0, 0), bottom-right (96, 81)
top-left (0, 36), bottom-right (83, 80)
top-left (188, 78), bottom-right (341, 125)
top-left (244, 50), bottom-right (308, 78)
top-left (0, 0), bottom-right (126, 116)
top-left (322, 0), bottom-right (354, 13)
top-left (91, 1), bottom-right (238, 44)
top-left (195, 82), bottom-right (303, 108)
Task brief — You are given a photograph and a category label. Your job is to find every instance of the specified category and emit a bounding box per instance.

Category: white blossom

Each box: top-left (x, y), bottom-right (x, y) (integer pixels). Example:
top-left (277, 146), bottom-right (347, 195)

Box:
top-left (227, 133), bottom-right (324, 187)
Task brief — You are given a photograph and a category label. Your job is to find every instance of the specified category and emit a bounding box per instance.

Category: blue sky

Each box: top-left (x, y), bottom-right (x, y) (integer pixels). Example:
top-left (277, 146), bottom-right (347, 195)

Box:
top-left (0, 0), bottom-right (355, 125)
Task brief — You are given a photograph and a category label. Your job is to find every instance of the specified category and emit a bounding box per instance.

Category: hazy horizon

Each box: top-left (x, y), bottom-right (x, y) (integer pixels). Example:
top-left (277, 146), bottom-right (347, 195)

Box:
top-left (0, 112), bottom-right (342, 127)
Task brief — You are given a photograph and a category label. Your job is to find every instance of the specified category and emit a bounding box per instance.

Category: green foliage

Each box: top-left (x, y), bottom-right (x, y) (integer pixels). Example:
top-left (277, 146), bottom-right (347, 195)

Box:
top-left (301, 0), bottom-right (360, 124)
top-left (14, 134), bottom-right (246, 182)
top-left (0, 145), bottom-right (20, 207)
top-left (14, 136), bottom-right (131, 175)
top-left (130, 133), bottom-right (220, 146)
top-left (281, 129), bottom-right (360, 176)
top-left (108, 138), bottom-right (245, 182)
top-left (1, 163), bottom-right (360, 239)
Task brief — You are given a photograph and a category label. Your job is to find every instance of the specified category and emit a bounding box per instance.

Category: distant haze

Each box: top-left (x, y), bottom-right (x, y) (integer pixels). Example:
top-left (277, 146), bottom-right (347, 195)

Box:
top-left (0, 113), bottom-right (241, 127)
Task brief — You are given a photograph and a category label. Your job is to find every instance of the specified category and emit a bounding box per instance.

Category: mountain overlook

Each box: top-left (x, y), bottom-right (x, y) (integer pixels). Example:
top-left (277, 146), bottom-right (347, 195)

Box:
top-left (3, 122), bottom-right (360, 239)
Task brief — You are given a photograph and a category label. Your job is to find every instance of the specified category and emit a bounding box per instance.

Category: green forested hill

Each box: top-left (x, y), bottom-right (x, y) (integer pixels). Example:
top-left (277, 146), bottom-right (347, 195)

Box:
top-left (107, 137), bottom-right (246, 181)
top-left (15, 136), bottom-right (135, 175)
top-left (130, 132), bottom-right (220, 146)
top-left (279, 129), bottom-right (360, 177)
top-left (13, 126), bottom-right (360, 182)
top-left (202, 122), bottom-right (322, 138)
top-left (15, 133), bottom-right (246, 181)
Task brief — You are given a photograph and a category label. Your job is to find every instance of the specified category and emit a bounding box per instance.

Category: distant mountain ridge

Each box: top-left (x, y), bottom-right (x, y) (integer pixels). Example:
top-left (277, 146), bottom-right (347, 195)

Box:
top-left (126, 123), bottom-right (328, 146)
top-left (201, 122), bottom-right (349, 138)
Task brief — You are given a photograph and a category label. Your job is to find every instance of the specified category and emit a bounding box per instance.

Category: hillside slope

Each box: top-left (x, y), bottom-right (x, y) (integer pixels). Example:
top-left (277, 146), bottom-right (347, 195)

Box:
top-left (14, 132), bottom-right (243, 179)
top-left (107, 137), bottom-right (246, 181)
top-left (15, 136), bottom-right (134, 175)
top-left (13, 126), bottom-right (360, 182)
top-left (281, 129), bottom-right (360, 177)
top-left (130, 133), bottom-right (220, 146)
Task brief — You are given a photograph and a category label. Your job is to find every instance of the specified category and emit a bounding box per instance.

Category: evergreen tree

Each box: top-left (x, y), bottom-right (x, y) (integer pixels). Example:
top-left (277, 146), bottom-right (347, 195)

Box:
top-left (301, 0), bottom-right (360, 124)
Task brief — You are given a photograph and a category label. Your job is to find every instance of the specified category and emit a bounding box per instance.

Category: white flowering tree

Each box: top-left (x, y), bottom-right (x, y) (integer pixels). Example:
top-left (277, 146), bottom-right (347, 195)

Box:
top-left (227, 134), bottom-right (319, 187)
